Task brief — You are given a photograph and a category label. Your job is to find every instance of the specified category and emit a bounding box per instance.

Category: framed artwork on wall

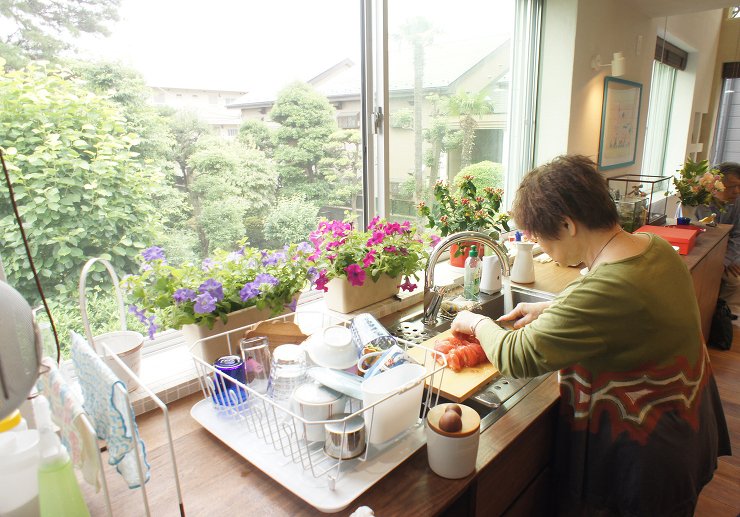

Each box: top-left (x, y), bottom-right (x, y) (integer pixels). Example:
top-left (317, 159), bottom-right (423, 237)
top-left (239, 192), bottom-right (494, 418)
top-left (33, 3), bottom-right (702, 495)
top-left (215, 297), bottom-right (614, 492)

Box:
top-left (598, 76), bottom-right (643, 170)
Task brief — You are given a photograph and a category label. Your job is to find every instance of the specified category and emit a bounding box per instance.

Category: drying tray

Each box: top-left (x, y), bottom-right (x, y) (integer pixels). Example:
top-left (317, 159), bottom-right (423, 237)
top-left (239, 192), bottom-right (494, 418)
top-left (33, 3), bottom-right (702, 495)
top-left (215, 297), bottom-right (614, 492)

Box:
top-left (191, 399), bottom-right (427, 513)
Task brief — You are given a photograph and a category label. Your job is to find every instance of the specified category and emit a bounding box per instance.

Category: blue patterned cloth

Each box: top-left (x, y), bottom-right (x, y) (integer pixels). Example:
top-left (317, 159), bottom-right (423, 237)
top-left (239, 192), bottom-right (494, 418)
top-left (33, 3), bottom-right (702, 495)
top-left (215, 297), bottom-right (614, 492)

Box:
top-left (70, 331), bottom-right (150, 488)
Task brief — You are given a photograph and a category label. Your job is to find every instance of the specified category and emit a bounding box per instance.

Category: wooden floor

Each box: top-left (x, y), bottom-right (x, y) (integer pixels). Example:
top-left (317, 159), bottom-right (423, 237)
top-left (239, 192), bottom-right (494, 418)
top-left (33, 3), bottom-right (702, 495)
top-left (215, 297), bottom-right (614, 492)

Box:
top-left (695, 326), bottom-right (740, 517)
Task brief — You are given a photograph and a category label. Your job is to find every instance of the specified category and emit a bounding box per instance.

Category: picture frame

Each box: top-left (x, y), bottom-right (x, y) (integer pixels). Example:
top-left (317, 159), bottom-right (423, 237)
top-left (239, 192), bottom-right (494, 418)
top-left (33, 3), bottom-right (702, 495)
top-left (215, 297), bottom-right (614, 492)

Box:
top-left (598, 76), bottom-right (643, 170)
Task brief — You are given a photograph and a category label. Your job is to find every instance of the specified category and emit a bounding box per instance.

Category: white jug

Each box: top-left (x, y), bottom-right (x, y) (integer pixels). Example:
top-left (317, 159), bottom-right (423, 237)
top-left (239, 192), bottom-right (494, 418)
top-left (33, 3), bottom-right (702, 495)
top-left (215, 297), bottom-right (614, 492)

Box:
top-left (480, 255), bottom-right (502, 294)
top-left (511, 242), bottom-right (535, 283)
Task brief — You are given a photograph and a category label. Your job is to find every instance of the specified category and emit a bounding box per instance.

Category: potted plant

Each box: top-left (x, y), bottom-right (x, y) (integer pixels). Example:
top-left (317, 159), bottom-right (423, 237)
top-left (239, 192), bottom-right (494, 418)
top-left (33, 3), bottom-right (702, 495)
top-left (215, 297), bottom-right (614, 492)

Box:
top-left (417, 175), bottom-right (510, 267)
top-left (122, 242), bottom-right (314, 363)
top-left (308, 216), bottom-right (436, 313)
top-left (673, 157), bottom-right (726, 220)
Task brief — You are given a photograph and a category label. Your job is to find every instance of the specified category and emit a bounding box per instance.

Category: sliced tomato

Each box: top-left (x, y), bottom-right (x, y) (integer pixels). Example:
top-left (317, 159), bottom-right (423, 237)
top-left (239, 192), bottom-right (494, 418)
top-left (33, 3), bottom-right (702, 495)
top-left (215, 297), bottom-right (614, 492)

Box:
top-left (447, 349), bottom-right (463, 372)
top-left (460, 345), bottom-right (479, 367)
top-left (471, 344), bottom-right (488, 364)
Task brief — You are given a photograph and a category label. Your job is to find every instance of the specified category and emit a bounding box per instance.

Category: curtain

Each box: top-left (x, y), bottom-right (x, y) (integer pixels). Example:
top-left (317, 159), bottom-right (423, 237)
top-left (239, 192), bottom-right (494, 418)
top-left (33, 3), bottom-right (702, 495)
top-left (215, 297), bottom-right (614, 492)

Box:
top-left (641, 61), bottom-right (676, 177)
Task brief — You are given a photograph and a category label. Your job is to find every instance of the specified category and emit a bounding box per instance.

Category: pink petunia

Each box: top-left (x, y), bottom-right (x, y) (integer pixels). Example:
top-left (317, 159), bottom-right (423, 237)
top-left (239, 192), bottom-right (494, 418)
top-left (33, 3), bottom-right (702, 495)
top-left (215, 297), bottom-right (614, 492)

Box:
top-left (367, 230), bottom-right (385, 246)
top-left (430, 235), bottom-right (441, 247)
top-left (398, 277), bottom-right (417, 292)
top-left (345, 264), bottom-right (366, 286)
top-left (363, 250), bottom-right (377, 267)
top-left (315, 270), bottom-right (330, 292)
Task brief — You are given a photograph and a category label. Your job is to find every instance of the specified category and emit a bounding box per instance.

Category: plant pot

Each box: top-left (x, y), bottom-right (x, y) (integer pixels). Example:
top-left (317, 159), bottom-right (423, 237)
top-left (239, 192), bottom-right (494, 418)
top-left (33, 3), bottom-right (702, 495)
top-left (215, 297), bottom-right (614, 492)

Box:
top-left (324, 275), bottom-right (401, 314)
top-left (449, 242), bottom-right (486, 268)
top-left (184, 304), bottom-right (295, 366)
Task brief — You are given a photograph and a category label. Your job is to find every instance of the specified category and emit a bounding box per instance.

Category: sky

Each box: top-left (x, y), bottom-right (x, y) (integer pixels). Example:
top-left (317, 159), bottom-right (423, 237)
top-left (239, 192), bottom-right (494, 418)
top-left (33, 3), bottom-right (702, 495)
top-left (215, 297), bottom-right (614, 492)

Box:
top-left (68, 0), bottom-right (514, 93)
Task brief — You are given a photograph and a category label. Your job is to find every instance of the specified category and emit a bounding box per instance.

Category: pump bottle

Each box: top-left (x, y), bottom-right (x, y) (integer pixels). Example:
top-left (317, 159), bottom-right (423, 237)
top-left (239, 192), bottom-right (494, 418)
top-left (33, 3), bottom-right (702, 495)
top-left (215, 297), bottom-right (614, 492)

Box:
top-left (34, 395), bottom-right (91, 517)
top-left (463, 245), bottom-right (482, 300)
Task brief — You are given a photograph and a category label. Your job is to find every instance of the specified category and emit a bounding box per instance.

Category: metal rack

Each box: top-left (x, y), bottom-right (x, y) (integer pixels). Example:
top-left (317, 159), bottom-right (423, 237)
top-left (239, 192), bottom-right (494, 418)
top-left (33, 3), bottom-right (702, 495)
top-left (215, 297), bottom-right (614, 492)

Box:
top-left (188, 311), bottom-right (447, 513)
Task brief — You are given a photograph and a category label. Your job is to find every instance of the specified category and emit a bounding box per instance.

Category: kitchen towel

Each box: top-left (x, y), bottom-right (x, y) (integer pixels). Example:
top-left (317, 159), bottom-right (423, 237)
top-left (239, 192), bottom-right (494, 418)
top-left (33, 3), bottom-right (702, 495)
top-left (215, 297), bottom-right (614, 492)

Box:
top-left (39, 356), bottom-right (101, 491)
top-left (70, 331), bottom-right (150, 489)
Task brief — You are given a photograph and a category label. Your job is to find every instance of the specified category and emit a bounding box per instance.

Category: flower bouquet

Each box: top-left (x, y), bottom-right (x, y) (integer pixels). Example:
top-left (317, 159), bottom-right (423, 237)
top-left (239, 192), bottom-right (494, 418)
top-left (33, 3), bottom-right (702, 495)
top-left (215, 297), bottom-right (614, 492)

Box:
top-left (121, 242), bottom-right (314, 339)
top-left (307, 217), bottom-right (435, 312)
top-left (417, 175), bottom-right (510, 264)
top-left (672, 157), bottom-right (725, 208)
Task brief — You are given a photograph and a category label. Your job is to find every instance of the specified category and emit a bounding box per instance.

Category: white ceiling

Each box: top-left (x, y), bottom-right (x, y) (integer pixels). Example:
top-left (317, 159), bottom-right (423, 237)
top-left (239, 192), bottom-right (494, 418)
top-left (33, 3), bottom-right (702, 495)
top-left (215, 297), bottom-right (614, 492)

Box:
top-left (625, 0), bottom-right (738, 18)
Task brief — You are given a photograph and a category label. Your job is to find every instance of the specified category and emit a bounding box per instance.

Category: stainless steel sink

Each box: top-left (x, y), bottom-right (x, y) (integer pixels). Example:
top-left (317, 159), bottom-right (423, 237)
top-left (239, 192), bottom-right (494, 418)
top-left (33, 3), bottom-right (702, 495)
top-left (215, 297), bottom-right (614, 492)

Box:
top-left (385, 285), bottom-right (556, 432)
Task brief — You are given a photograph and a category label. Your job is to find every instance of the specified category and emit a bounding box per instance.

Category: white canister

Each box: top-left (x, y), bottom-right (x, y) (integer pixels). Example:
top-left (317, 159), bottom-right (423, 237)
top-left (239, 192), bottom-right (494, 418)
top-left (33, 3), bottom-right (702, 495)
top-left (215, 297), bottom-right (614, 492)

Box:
top-left (425, 404), bottom-right (480, 479)
top-left (510, 241), bottom-right (535, 284)
top-left (479, 255), bottom-right (502, 294)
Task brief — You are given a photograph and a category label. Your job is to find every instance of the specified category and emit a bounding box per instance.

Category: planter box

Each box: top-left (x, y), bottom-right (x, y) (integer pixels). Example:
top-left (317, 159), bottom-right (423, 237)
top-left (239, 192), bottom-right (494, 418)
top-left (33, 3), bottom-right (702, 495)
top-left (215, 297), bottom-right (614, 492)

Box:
top-left (184, 305), bottom-right (294, 366)
top-left (324, 275), bottom-right (401, 314)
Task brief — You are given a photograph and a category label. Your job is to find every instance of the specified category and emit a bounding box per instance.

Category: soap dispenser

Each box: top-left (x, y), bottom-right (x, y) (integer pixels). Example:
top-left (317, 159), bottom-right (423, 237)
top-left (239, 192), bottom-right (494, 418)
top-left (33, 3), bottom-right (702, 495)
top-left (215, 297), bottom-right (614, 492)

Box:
top-left (510, 233), bottom-right (535, 284)
top-left (35, 395), bottom-right (91, 517)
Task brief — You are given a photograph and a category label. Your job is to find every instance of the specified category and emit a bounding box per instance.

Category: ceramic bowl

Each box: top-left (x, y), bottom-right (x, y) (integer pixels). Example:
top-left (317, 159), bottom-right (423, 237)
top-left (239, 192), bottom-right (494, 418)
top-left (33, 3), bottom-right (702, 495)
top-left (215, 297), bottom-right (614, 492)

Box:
top-left (291, 382), bottom-right (346, 442)
top-left (306, 325), bottom-right (357, 370)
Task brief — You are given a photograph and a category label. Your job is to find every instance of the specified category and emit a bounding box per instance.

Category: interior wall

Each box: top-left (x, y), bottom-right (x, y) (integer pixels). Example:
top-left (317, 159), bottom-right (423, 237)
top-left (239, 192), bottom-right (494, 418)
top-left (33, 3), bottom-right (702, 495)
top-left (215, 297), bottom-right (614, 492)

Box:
top-left (536, 0), bottom-right (723, 182)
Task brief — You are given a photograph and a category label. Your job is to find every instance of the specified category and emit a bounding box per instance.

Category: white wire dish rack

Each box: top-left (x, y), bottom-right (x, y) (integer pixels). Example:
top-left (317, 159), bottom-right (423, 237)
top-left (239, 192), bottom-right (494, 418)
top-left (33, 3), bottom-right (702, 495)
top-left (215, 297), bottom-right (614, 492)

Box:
top-left (188, 311), bottom-right (447, 513)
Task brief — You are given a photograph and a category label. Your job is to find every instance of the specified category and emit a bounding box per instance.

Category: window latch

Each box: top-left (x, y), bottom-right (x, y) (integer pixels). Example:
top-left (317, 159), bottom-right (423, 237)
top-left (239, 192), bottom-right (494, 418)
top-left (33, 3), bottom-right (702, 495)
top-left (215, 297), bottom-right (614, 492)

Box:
top-left (373, 107), bottom-right (383, 134)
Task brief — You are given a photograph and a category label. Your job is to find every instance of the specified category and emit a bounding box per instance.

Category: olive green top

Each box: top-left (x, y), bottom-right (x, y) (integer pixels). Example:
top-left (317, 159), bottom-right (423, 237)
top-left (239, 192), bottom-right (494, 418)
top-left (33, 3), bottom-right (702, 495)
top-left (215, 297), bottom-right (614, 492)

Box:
top-left (477, 233), bottom-right (702, 378)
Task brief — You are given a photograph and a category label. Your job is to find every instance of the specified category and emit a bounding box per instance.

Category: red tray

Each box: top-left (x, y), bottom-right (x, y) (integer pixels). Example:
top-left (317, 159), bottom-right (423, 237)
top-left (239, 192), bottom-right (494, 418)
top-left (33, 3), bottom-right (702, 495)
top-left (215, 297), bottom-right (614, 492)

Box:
top-left (665, 224), bottom-right (707, 233)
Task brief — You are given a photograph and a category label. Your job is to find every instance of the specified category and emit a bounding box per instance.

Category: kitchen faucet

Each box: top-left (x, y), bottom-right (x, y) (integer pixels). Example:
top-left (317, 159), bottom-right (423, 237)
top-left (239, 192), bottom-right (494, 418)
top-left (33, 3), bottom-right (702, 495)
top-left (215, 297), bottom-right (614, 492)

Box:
top-left (423, 231), bottom-right (511, 326)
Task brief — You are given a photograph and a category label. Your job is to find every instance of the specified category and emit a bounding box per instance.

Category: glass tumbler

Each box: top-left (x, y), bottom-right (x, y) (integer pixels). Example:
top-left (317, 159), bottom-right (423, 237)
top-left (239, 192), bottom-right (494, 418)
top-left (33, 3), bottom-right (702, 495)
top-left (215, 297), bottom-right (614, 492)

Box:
top-left (267, 344), bottom-right (308, 406)
top-left (240, 336), bottom-right (271, 395)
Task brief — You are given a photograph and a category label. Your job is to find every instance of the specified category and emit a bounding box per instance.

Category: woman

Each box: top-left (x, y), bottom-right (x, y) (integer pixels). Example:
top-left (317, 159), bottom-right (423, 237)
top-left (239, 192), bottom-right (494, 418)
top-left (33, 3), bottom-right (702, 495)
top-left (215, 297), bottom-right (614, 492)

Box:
top-left (453, 155), bottom-right (731, 517)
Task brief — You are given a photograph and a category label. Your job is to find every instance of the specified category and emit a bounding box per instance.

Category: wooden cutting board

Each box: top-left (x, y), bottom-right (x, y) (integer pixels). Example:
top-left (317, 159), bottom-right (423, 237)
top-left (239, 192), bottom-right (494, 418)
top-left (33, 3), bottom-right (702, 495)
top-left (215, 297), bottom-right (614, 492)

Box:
top-left (407, 329), bottom-right (499, 403)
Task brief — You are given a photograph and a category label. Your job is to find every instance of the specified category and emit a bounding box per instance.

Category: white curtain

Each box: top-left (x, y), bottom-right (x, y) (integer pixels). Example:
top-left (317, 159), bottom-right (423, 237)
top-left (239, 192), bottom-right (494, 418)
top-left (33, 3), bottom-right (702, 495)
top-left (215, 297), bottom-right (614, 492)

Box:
top-left (641, 61), bottom-right (676, 176)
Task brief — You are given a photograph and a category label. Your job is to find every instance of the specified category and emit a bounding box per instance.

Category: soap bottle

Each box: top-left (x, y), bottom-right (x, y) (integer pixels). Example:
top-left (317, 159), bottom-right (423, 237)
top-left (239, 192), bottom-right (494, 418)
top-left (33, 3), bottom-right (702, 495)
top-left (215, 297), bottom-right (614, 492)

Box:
top-left (34, 395), bottom-right (91, 517)
top-left (463, 245), bottom-right (481, 300)
top-left (511, 233), bottom-right (535, 284)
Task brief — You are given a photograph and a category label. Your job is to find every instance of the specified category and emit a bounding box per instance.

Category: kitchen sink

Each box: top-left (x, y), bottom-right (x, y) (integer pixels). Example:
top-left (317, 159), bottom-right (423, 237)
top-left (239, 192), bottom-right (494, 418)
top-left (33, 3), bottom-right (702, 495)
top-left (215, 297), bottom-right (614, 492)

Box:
top-left (385, 284), bottom-right (557, 432)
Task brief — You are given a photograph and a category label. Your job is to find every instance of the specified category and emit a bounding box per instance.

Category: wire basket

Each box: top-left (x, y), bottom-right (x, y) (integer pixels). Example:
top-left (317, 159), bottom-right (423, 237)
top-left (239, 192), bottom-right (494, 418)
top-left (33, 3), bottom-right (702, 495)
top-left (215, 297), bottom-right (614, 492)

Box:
top-left (188, 311), bottom-right (447, 512)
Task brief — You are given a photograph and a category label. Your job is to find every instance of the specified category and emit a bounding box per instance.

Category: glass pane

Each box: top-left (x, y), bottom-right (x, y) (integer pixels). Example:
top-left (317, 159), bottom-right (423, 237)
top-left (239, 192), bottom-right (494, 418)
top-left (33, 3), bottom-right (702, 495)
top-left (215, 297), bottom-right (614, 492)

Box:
top-left (387, 0), bottom-right (515, 238)
top-left (641, 61), bottom-right (676, 176)
top-left (0, 0), bottom-right (362, 355)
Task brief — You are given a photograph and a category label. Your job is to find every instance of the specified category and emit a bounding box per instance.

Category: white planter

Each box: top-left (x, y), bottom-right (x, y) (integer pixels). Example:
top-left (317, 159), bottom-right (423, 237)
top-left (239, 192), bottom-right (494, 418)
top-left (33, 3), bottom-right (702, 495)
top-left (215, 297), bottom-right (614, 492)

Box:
top-left (184, 304), bottom-right (294, 366)
top-left (323, 275), bottom-right (401, 314)
top-left (679, 203), bottom-right (698, 221)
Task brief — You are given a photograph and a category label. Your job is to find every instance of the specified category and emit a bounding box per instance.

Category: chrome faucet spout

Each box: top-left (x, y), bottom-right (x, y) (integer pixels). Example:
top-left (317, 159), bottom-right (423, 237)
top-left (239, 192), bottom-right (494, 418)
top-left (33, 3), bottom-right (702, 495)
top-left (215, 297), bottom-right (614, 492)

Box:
top-left (422, 231), bottom-right (511, 326)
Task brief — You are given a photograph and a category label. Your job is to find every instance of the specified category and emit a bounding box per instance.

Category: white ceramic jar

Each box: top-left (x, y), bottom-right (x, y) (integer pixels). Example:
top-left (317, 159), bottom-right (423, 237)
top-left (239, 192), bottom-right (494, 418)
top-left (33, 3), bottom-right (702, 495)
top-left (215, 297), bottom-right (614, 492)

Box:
top-left (425, 403), bottom-right (481, 479)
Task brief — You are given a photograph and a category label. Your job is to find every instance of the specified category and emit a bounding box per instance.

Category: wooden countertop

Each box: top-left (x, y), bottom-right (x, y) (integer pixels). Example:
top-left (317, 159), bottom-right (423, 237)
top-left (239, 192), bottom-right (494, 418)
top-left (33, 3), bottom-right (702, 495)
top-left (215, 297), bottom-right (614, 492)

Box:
top-left (79, 224), bottom-right (732, 516)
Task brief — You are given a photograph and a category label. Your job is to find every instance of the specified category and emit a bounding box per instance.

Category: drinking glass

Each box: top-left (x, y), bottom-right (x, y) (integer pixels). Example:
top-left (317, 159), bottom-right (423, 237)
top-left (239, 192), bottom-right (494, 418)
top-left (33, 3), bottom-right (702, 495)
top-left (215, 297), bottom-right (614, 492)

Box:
top-left (240, 336), bottom-right (271, 395)
top-left (267, 344), bottom-right (308, 406)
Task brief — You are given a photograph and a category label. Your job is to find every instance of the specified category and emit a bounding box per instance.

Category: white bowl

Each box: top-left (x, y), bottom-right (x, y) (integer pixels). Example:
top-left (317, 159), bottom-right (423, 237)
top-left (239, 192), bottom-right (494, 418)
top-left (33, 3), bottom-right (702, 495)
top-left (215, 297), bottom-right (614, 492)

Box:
top-left (306, 325), bottom-right (357, 370)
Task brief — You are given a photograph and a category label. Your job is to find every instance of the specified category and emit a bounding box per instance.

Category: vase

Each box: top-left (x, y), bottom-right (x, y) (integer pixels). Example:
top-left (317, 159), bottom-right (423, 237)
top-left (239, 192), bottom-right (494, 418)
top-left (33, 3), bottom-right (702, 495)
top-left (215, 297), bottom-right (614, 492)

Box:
top-left (323, 274), bottom-right (401, 314)
top-left (679, 204), bottom-right (697, 221)
top-left (184, 304), bottom-right (295, 366)
top-left (449, 242), bottom-right (486, 268)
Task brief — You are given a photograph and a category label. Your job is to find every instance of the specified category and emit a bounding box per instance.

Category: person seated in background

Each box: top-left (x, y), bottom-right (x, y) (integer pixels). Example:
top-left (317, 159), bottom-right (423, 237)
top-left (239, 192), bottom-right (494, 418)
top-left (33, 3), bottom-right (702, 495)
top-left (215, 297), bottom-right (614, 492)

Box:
top-left (453, 154), bottom-right (731, 517)
top-left (695, 162), bottom-right (740, 318)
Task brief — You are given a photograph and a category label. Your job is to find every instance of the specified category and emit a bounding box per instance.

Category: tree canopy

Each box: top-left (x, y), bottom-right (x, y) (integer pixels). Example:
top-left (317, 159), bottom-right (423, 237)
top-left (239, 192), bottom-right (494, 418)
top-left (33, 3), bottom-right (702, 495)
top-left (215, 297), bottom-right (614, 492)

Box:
top-left (0, 0), bottom-right (121, 69)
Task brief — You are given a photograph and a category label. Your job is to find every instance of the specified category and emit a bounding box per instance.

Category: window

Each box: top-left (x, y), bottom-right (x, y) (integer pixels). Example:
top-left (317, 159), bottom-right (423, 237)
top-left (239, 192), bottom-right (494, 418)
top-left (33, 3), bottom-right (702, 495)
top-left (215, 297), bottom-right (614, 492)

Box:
top-left (0, 0), bottom-right (541, 358)
top-left (711, 61), bottom-right (740, 163)
top-left (641, 60), bottom-right (676, 176)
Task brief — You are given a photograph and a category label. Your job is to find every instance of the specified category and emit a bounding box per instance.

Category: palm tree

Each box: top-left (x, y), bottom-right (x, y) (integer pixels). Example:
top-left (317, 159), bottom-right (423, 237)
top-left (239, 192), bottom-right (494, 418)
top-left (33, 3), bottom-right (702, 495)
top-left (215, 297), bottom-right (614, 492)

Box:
top-left (440, 87), bottom-right (494, 170)
top-left (394, 17), bottom-right (443, 201)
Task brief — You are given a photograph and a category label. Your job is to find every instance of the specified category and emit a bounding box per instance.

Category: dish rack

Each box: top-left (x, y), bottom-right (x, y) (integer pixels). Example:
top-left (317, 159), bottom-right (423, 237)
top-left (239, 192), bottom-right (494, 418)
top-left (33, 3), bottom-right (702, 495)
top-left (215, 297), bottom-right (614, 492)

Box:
top-left (188, 311), bottom-right (447, 513)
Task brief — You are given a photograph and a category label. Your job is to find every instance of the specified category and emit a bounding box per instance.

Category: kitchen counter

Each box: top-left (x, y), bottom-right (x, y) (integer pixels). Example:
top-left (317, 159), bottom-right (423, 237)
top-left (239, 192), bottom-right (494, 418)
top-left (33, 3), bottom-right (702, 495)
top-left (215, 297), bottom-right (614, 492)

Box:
top-left (78, 223), bottom-right (731, 516)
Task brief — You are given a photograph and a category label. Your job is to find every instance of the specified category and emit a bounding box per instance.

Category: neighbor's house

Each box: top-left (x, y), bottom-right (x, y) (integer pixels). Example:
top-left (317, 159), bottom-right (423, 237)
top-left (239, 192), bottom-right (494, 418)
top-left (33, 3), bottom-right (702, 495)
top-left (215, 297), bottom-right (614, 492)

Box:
top-left (227, 36), bottom-right (511, 190)
top-left (149, 86), bottom-right (247, 138)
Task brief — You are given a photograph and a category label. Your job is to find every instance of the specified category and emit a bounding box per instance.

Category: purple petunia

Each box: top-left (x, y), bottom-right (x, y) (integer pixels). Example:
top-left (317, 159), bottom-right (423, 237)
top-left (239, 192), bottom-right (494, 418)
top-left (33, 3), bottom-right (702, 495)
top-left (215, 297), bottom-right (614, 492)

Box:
top-left (201, 258), bottom-right (215, 271)
top-left (193, 293), bottom-right (217, 314)
top-left (239, 282), bottom-right (260, 301)
top-left (254, 273), bottom-right (279, 286)
top-left (141, 246), bottom-right (165, 262)
top-left (146, 315), bottom-right (159, 340)
top-left (287, 298), bottom-right (298, 312)
top-left (172, 288), bottom-right (197, 305)
top-left (198, 278), bottom-right (224, 302)
top-left (297, 241), bottom-right (314, 254)
top-left (262, 252), bottom-right (285, 266)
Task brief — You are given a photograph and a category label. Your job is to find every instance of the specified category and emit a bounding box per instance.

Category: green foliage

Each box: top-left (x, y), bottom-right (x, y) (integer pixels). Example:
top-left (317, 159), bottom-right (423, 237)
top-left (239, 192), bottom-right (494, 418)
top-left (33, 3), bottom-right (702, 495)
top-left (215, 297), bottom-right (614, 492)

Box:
top-left (453, 161), bottom-right (505, 191)
top-left (417, 175), bottom-right (510, 239)
top-left (263, 196), bottom-right (320, 247)
top-left (244, 216), bottom-right (267, 249)
top-left (672, 157), bottom-right (725, 207)
top-left (391, 109), bottom-right (414, 129)
top-left (438, 88), bottom-right (494, 168)
top-left (0, 62), bottom-right (164, 307)
top-left (0, 0), bottom-right (121, 70)
top-left (237, 119), bottom-right (273, 154)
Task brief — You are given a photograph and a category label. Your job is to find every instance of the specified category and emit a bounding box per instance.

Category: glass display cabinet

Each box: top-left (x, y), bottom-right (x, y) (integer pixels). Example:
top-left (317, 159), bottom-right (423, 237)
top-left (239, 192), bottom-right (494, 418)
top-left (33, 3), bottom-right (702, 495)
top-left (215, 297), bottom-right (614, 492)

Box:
top-left (608, 174), bottom-right (671, 227)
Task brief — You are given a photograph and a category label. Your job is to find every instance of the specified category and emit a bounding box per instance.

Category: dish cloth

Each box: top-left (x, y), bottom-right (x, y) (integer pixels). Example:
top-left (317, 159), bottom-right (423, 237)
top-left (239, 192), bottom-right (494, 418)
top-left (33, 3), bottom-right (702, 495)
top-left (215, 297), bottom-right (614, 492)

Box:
top-left (39, 357), bottom-right (101, 492)
top-left (70, 331), bottom-right (150, 488)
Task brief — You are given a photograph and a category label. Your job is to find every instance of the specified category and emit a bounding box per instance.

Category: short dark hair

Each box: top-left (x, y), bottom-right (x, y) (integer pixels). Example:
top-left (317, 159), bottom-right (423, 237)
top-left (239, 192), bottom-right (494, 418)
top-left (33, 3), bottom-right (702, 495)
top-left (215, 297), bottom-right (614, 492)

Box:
top-left (715, 162), bottom-right (740, 180)
top-left (511, 154), bottom-right (619, 240)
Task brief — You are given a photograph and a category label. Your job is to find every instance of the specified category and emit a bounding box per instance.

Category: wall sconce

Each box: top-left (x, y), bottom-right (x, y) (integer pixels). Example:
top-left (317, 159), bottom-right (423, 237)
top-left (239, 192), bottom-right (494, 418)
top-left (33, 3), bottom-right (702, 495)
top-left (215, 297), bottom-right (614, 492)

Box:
top-left (591, 52), bottom-right (626, 76)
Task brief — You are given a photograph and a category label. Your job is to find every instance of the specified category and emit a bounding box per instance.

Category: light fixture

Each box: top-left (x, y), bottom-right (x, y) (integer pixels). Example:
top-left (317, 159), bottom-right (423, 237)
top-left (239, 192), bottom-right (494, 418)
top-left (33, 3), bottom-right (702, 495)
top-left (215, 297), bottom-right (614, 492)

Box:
top-left (591, 52), bottom-right (626, 76)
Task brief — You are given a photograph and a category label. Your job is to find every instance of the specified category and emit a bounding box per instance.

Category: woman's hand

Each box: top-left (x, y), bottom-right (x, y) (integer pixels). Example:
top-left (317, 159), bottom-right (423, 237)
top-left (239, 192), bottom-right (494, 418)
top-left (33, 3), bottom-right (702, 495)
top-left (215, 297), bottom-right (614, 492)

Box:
top-left (451, 310), bottom-right (492, 336)
top-left (498, 301), bottom-right (551, 329)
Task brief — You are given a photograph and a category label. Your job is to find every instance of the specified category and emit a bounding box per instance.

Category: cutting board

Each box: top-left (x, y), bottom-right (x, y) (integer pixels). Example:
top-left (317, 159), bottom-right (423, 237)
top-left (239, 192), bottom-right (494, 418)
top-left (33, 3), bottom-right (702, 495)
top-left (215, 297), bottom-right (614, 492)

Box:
top-left (407, 329), bottom-right (499, 403)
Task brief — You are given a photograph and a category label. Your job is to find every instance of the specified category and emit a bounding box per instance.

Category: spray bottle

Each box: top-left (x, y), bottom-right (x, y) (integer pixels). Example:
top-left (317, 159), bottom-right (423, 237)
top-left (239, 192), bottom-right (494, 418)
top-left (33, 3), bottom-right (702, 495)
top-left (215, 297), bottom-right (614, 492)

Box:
top-left (34, 395), bottom-right (91, 517)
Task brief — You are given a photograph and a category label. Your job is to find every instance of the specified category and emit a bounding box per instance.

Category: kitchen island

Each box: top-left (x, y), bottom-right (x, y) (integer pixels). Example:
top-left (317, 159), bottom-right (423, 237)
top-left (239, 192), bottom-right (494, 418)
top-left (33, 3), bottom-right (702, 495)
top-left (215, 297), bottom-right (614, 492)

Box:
top-left (79, 223), bottom-right (731, 517)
